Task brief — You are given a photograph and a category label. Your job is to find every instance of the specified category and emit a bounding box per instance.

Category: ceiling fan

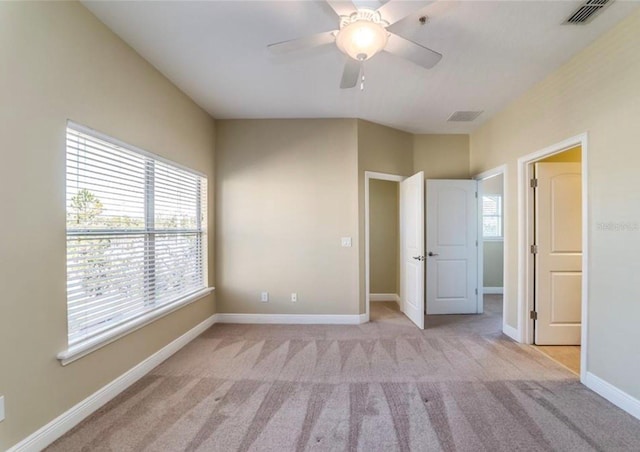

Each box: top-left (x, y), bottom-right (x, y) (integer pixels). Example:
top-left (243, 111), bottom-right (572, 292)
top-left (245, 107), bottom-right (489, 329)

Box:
top-left (267, 0), bottom-right (443, 89)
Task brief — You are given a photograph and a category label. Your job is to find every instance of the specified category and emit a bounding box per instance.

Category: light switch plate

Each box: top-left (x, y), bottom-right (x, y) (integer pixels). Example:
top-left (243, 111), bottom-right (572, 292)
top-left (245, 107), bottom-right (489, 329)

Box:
top-left (0, 395), bottom-right (5, 422)
top-left (341, 237), bottom-right (352, 247)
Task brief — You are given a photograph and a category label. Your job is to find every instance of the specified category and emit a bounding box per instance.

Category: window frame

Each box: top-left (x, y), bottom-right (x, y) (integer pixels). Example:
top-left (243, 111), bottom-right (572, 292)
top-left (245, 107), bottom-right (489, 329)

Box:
top-left (58, 121), bottom-right (212, 365)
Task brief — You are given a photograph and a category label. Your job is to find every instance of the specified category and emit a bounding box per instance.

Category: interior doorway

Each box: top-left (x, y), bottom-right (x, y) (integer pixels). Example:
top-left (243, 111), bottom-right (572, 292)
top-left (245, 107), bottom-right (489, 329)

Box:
top-left (364, 171), bottom-right (426, 329)
top-left (475, 166), bottom-right (508, 335)
top-left (368, 177), bottom-right (401, 320)
top-left (518, 135), bottom-right (588, 380)
top-left (480, 174), bottom-right (505, 297)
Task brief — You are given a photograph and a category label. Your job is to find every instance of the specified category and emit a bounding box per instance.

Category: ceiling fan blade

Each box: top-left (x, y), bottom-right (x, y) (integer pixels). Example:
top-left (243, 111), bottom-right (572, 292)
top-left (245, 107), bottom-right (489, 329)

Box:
top-left (384, 32), bottom-right (442, 69)
top-left (377, 0), bottom-right (433, 26)
top-left (268, 31), bottom-right (337, 54)
top-left (340, 59), bottom-right (361, 89)
top-left (326, 0), bottom-right (358, 18)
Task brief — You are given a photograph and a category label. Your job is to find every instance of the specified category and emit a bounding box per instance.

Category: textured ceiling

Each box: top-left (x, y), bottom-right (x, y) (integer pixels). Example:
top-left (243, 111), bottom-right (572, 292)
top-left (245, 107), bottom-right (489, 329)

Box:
top-left (83, 0), bottom-right (640, 133)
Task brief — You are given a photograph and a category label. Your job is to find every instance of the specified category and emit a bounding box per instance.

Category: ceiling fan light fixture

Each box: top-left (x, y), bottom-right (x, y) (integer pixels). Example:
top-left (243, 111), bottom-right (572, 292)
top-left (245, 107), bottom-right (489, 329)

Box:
top-left (336, 9), bottom-right (389, 61)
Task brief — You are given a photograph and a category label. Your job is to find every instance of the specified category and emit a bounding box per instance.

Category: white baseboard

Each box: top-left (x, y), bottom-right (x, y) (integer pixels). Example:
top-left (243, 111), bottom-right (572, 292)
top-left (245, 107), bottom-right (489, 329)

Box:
top-left (9, 310), bottom-right (372, 450)
top-left (502, 323), bottom-right (520, 341)
top-left (215, 313), bottom-right (367, 325)
top-left (584, 372), bottom-right (640, 421)
top-left (8, 314), bottom-right (217, 452)
top-left (369, 293), bottom-right (400, 303)
top-left (483, 287), bottom-right (504, 294)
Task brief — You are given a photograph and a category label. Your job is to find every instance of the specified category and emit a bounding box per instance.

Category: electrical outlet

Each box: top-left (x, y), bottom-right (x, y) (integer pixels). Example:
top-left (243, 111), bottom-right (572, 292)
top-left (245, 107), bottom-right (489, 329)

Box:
top-left (291, 292), bottom-right (297, 302)
top-left (0, 395), bottom-right (5, 422)
top-left (341, 237), bottom-right (352, 247)
top-left (261, 291), bottom-right (269, 302)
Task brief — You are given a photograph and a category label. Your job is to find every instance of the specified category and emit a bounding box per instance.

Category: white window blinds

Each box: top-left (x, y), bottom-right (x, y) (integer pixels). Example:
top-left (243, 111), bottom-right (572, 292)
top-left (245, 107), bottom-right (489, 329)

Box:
top-left (482, 194), bottom-right (503, 238)
top-left (65, 122), bottom-right (207, 346)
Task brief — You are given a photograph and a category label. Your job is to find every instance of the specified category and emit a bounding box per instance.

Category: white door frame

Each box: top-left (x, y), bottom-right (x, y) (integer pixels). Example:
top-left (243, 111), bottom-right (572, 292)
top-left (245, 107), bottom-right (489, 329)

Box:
top-left (474, 165), bottom-right (509, 335)
top-left (364, 171), bottom-right (405, 322)
top-left (517, 133), bottom-right (588, 382)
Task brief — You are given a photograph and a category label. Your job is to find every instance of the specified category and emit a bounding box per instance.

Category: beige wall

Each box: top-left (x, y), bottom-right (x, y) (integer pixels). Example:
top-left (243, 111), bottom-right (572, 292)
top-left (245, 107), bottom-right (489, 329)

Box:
top-left (215, 119), bottom-right (359, 315)
top-left (357, 120), bottom-right (413, 312)
top-left (413, 134), bottom-right (470, 179)
top-left (215, 119), bottom-right (466, 317)
top-left (0, 3), bottom-right (216, 449)
top-left (358, 120), bottom-right (415, 177)
top-left (483, 242), bottom-right (504, 287)
top-left (369, 180), bottom-right (399, 294)
top-left (470, 10), bottom-right (640, 400)
top-left (216, 119), bottom-right (457, 317)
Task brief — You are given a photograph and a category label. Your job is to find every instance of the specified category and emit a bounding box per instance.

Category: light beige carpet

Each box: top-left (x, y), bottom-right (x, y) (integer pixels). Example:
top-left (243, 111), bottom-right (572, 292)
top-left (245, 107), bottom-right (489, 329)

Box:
top-left (48, 296), bottom-right (640, 451)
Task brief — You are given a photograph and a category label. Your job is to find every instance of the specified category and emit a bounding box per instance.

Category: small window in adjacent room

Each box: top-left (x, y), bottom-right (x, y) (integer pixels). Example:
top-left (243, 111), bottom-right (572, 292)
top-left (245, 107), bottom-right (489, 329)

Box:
top-left (64, 122), bottom-right (208, 353)
top-left (482, 194), bottom-right (503, 239)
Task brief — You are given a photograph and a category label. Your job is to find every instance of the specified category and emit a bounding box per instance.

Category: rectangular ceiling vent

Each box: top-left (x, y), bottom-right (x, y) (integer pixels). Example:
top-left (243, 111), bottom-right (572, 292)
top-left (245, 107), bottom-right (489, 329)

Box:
top-left (565, 0), bottom-right (613, 24)
top-left (447, 111), bottom-right (483, 122)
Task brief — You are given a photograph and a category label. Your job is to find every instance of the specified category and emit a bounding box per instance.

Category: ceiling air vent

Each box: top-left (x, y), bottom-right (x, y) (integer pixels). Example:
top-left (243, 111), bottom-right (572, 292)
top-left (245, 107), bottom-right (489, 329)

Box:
top-left (565, 0), bottom-right (613, 24)
top-left (447, 111), bottom-right (483, 122)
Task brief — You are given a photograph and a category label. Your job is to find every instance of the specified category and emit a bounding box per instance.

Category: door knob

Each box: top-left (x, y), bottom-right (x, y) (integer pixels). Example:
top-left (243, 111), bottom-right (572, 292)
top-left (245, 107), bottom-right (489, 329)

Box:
top-left (428, 252), bottom-right (439, 257)
top-left (412, 256), bottom-right (425, 261)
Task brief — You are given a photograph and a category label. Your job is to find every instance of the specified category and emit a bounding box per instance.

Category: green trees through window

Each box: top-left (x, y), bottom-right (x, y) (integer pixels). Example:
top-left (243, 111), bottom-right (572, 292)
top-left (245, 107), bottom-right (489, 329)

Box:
top-left (65, 123), bottom-right (207, 345)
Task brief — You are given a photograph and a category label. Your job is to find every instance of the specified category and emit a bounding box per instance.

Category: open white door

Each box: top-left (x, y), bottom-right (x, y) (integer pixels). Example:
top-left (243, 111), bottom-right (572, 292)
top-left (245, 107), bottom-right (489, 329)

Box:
top-left (400, 172), bottom-right (425, 329)
top-left (426, 180), bottom-right (478, 314)
top-left (534, 162), bottom-right (582, 345)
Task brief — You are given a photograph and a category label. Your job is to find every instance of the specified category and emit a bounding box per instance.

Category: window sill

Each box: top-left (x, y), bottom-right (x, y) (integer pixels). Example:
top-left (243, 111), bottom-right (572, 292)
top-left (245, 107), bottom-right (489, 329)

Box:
top-left (482, 237), bottom-right (504, 242)
top-left (57, 287), bottom-right (215, 366)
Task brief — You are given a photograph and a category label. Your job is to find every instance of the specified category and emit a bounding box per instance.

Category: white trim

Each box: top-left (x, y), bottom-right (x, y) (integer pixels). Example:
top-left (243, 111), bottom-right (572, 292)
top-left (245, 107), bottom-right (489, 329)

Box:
top-left (364, 171), bottom-right (405, 324)
top-left (584, 372), bottom-right (640, 421)
top-left (8, 314), bottom-right (218, 452)
top-left (580, 141), bottom-right (589, 383)
top-left (476, 180), bottom-right (484, 314)
top-left (517, 133), bottom-right (588, 353)
top-left (502, 323), bottom-right (520, 341)
top-left (365, 171), bottom-right (405, 182)
top-left (57, 287), bottom-right (215, 366)
top-left (369, 293), bottom-right (400, 302)
top-left (474, 165), bottom-right (508, 182)
top-left (517, 153), bottom-right (528, 343)
top-left (483, 287), bottom-right (504, 294)
top-left (475, 165), bottom-right (507, 318)
top-left (215, 313), bottom-right (367, 325)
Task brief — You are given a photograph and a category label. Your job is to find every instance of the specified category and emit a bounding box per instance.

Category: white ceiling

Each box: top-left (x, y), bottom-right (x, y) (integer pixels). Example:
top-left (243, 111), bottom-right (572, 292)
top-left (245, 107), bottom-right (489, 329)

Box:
top-left (83, 1), bottom-right (639, 134)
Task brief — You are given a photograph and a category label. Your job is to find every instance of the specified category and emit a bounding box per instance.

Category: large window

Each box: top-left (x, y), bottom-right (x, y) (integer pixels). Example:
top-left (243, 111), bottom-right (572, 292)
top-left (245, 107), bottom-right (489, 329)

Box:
top-left (65, 122), bottom-right (208, 348)
top-left (482, 194), bottom-right (503, 239)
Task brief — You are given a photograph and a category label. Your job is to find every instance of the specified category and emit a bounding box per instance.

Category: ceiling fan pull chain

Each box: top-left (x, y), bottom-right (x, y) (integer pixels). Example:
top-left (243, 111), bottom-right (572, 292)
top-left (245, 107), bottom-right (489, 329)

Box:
top-left (360, 63), bottom-right (365, 91)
